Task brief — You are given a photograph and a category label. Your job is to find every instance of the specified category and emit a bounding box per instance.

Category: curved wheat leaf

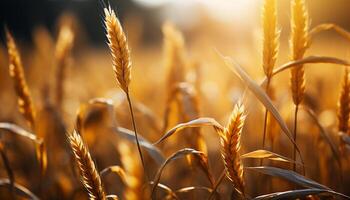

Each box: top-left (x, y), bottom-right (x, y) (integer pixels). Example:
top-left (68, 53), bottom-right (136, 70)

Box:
top-left (246, 166), bottom-right (329, 190)
top-left (154, 118), bottom-right (224, 145)
top-left (100, 165), bottom-right (127, 185)
top-left (242, 150), bottom-right (302, 165)
top-left (0, 178), bottom-right (40, 200)
top-left (253, 188), bottom-right (350, 200)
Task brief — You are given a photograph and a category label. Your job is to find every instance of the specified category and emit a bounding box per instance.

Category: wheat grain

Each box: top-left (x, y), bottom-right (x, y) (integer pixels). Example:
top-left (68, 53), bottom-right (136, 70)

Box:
top-left (104, 6), bottom-right (131, 94)
top-left (220, 103), bottom-right (245, 194)
top-left (5, 29), bottom-right (36, 129)
top-left (68, 131), bottom-right (106, 200)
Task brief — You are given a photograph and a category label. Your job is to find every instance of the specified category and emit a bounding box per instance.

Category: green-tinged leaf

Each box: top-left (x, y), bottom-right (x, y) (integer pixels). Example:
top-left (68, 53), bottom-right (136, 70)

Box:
top-left (112, 127), bottom-right (165, 165)
top-left (302, 107), bottom-right (341, 170)
top-left (0, 178), bottom-right (40, 200)
top-left (100, 165), bottom-right (127, 185)
top-left (253, 188), bottom-right (350, 200)
top-left (154, 118), bottom-right (224, 145)
top-left (242, 150), bottom-right (302, 165)
top-left (151, 148), bottom-right (206, 198)
top-left (246, 166), bottom-right (329, 190)
top-left (222, 56), bottom-right (303, 164)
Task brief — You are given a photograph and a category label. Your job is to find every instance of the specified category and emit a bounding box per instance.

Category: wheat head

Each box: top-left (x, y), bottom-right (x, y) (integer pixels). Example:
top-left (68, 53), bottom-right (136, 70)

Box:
top-left (262, 0), bottom-right (280, 79)
top-left (290, 0), bottom-right (309, 105)
top-left (6, 29), bottom-right (36, 129)
top-left (104, 6), bottom-right (131, 94)
top-left (68, 131), bottom-right (106, 200)
top-left (338, 68), bottom-right (350, 134)
top-left (220, 103), bottom-right (245, 194)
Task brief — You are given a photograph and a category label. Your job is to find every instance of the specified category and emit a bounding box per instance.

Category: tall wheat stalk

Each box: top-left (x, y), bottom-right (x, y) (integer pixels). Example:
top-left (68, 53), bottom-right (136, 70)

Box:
top-left (220, 103), bottom-right (245, 196)
top-left (261, 0), bottom-right (279, 166)
top-left (68, 131), bottom-right (106, 200)
top-left (5, 29), bottom-right (36, 130)
top-left (103, 6), bottom-right (148, 179)
top-left (290, 0), bottom-right (309, 173)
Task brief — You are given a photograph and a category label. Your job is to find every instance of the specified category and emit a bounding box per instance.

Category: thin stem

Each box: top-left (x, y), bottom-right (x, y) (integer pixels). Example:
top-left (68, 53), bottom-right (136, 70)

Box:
top-left (126, 92), bottom-right (149, 181)
top-left (207, 170), bottom-right (226, 200)
top-left (0, 142), bottom-right (15, 198)
top-left (293, 104), bottom-right (299, 173)
top-left (260, 78), bottom-right (271, 167)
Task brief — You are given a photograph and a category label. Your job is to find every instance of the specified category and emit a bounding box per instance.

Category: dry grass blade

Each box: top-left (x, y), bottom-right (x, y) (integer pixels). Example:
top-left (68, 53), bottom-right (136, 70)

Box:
top-left (246, 166), bottom-right (330, 190)
top-left (5, 29), bottom-right (36, 129)
top-left (68, 130), bottom-right (106, 200)
top-left (242, 149), bottom-right (302, 165)
top-left (100, 165), bottom-right (127, 185)
top-left (113, 127), bottom-right (165, 165)
top-left (337, 68), bottom-right (350, 133)
top-left (154, 118), bottom-right (224, 145)
top-left (106, 195), bottom-right (119, 200)
top-left (151, 148), bottom-right (206, 198)
top-left (0, 122), bottom-right (47, 174)
top-left (310, 23), bottom-right (350, 42)
top-left (0, 178), bottom-right (40, 200)
top-left (220, 103), bottom-right (245, 195)
top-left (302, 107), bottom-right (341, 170)
top-left (253, 188), bottom-right (350, 200)
top-left (149, 182), bottom-right (179, 200)
top-left (222, 56), bottom-right (304, 163)
top-left (175, 186), bottom-right (213, 195)
top-left (0, 142), bottom-right (14, 194)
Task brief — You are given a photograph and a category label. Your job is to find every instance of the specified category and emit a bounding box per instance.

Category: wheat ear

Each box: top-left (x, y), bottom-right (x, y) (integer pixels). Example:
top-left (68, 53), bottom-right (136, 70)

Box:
top-left (5, 29), bottom-right (36, 129)
top-left (68, 131), bottom-right (106, 200)
top-left (220, 103), bottom-right (245, 195)
top-left (290, 0), bottom-right (309, 173)
top-left (104, 6), bottom-right (148, 180)
top-left (338, 68), bottom-right (350, 134)
top-left (104, 6), bottom-right (131, 94)
top-left (55, 24), bottom-right (74, 111)
top-left (261, 0), bottom-right (280, 166)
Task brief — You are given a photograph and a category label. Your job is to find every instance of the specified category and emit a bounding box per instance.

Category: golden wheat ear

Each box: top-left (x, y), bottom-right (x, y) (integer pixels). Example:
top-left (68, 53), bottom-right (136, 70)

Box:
top-left (262, 0), bottom-right (280, 79)
top-left (337, 68), bottom-right (350, 134)
top-left (104, 6), bottom-right (131, 94)
top-left (68, 131), bottom-right (106, 200)
top-left (5, 28), bottom-right (36, 129)
top-left (220, 103), bottom-right (245, 195)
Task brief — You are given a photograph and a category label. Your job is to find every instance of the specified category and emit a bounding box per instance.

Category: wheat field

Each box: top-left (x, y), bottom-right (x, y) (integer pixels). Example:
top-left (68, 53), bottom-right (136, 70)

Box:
top-left (0, 0), bottom-right (350, 199)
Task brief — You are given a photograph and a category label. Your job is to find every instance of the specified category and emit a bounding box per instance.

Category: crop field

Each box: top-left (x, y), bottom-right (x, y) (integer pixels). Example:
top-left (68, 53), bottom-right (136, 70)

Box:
top-left (0, 0), bottom-right (350, 199)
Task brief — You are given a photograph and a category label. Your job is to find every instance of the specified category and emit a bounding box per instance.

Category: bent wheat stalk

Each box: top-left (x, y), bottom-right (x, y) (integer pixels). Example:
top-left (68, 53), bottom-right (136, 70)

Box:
top-left (261, 0), bottom-right (280, 166)
top-left (68, 131), bottom-right (106, 200)
top-left (290, 0), bottom-right (309, 173)
top-left (104, 6), bottom-right (148, 180)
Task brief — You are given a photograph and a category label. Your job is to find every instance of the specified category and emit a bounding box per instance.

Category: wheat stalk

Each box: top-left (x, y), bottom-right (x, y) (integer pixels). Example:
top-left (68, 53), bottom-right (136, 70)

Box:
top-left (338, 68), bottom-right (350, 134)
top-left (290, 0), bottom-right (309, 173)
top-left (68, 131), bottom-right (106, 200)
top-left (5, 29), bottom-right (36, 129)
top-left (104, 6), bottom-right (148, 181)
top-left (220, 103), bottom-right (245, 195)
top-left (261, 0), bottom-right (280, 166)
top-left (55, 24), bottom-right (74, 111)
